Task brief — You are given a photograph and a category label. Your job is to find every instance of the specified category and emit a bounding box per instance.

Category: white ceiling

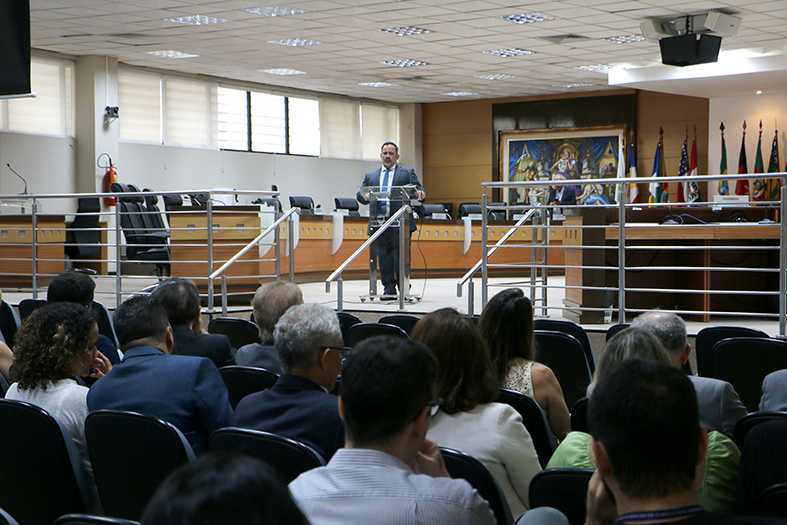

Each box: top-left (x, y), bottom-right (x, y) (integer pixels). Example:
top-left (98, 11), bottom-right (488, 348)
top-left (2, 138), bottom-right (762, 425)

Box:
top-left (29, 0), bottom-right (787, 104)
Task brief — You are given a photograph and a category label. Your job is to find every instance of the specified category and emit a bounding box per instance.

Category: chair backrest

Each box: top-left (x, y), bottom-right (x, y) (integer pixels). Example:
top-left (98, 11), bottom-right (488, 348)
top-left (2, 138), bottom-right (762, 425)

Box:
top-left (605, 322), bottom-right (629, 342)
top-left (528, 468), bottom-right (594, 525)
top-left (440, 447), bottom-right (513, 525)
top-left (336, 312), bottom-right (362, 346)
top-left (142, 189), bottom-right (168, 231)
top-left (334, 198), bottom-right (360, 216)
top-left (0, 507), bottom-right (20, 525)
top-left (378, 314), bottom-right (420, 336)
top-left (0, 300), bottom-right (20, 347)
top-left (208, 317), bottom-right (261, 348)
top-left (91, 301), bottom-right (119, 349)
top-left (209, 428), bottom-right (325, 483)
top-left (85, 410), bottom-right (195, 521)
top-left (0, 399), bottom-right (92, 525)
top-left (534, 330), bottom-right (593, 409)
top-left (67, 197), bottom-right (101, 258)
top-left (534, 319), bottom-right (596, 374)
top-left (737, 419), bottom-right (787, 514)
top-left (218, 366), bottom-right (280, 409)
top-left (733, 411), bottom-right (787, 450)
top-left (758, 482), bottom-right (787, 518)
top-left (422, 204), bottom-right (448, 219)
top-left (710, 337), bottom-right (787, 412)
top-left (487, 202), bottom-right (507, 221)
top-left (570, 397), bottom-right (589, 433)
top-left (496, 389), bottom-right (554, 468)
top-left (347, 322), bottom-right (409, 347)
top-left (0, 375), bottom-right (9, 398)
top-left (18, 298), bottom-right (47, 320)
top-left (457, 203), bottom-right (481, 219)
top-left (54, 515), bottom-right (140, 525)
top-left (289, 196), bottom-right (314, 214)
top-left (696, 326), bottom-right (769, 377)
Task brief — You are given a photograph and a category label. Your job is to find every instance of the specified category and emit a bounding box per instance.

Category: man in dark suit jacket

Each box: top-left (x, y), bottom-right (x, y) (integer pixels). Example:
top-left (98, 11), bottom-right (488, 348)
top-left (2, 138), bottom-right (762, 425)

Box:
top-left (233, 303), bottom-right (344, 460)
top-left (87, 295), bottom-right (233, 454)
top-left (547, 174), bottom-right (577, 208)
top-left (151, 277), bottom-right (235, 369)
top-left (357, 142), bottom-right (425, 297)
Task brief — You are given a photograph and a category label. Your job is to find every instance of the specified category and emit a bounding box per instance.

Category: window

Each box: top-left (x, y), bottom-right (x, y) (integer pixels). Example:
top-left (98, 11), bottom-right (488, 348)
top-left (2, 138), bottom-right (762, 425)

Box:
top-left (218, 87), bottom-right (248, 150)
top-left (288, 97), bottom-right (320, 156)
top-left (251, 92), bottom-right (285, 154)
top-left (321, 99), bottom-right (360, 159)
top-left (361, 104), bottom-right (399, 160)
top-left (119, 69), bottom-right (162, 144)
top-left (164, 77), bottom-right (218, 149)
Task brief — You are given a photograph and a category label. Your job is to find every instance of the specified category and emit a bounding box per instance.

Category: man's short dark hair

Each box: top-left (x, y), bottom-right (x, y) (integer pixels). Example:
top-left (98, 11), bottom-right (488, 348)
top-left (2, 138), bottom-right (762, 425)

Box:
top-left (340, 336), bottom-right (437, 447)
top-left (588, 358), bottom-right (700, 499)
top-left (47, 271), bottom-right (95, 306)
top-left (381, 141), bottom-right (398, 153)
top-left (151, 277), bottom-right (201, 326)
top-left (113, 295), bottom-right (169, 348)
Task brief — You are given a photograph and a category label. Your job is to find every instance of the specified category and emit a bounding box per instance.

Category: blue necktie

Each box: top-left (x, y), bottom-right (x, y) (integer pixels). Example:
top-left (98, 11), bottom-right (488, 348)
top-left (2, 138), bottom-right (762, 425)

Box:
top-left (381, 168), bottom-right (391, 215)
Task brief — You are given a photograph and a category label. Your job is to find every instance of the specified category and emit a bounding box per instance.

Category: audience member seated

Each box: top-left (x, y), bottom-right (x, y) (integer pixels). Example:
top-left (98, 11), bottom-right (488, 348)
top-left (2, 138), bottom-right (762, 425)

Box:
top-left (151, 277), bottom-right (236, 369)
top-left (548, 328), bottom-right (740, 513)
top-left (141, 452), bottom-right (309, 525)
top-left (5, 303), bottom-right (110, 510)
top-left (478, 288), bottom-right (570, 442)
top-left (631, 310), bottom-right (748, 438)
top-left (233, 303), bottom-right (344, 460)
top-left (235, 281), bottom-right (303, 373)
top-left (289, 336), bottom-right (497, 525)
top-left (760, 369), bottom-right (787, 411)
top-left (584, 359), bottom-right (785, 525)
top-left (47, 270), bottom-right (121, 364)
top-left (87, 295), bottom-right (233, 454)
top-left (412, 308), bottom-right (542, 518)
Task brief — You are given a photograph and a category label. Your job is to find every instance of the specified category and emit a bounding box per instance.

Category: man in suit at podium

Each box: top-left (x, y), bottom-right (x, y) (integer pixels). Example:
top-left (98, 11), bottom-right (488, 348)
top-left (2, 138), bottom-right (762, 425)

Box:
top-left (357, 142), bottom-right (425, 298)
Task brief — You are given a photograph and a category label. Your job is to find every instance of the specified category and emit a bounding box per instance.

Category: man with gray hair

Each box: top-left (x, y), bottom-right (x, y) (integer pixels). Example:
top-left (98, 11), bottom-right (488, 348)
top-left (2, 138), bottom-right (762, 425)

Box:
top-left (232, 303), bottom-right (344, 459)
top-left (631, 311), bottom-right (748, 437)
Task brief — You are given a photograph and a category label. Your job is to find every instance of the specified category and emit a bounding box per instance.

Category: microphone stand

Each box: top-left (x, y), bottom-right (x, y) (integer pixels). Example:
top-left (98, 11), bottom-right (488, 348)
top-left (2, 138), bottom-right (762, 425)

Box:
top-left (6, 163), bottom-right (29, 213)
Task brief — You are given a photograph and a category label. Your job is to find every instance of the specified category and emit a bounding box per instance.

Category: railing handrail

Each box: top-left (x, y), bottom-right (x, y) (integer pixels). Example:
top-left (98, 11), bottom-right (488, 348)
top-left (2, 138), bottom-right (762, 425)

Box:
top-left (480, 171), bottom-right (787, 189)
top-left (456, 208), bottom-right (537, 293)
top-left (0, 189), bottom-right (280, 200)
top-left (209, 207), bottom-right (298, 280)
top-left (325, 205), bottom-right (411, 292)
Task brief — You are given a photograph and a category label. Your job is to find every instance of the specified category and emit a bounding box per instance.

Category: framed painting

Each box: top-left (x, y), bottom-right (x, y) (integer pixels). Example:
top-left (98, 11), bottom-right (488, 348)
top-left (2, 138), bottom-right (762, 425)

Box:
top-left (499, 126), bottom-right (626, 207)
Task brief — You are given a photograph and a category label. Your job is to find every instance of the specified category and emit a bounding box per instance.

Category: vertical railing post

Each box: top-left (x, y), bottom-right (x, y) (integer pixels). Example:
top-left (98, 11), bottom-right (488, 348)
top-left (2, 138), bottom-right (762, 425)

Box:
top-left (288, 212), bottom-right (294, 281)
top-left (221, 274), bottom-right (228, 317)
top-left (618, 189), bottom-right (627, 323)
top-left (115, 203), bottom-right (122, 306)
top-left (780, 180), bottom-right (786, 337)
top-left (275, 206), bottom-right (281, 280)
top-left (399, 208), bottom-right (409, 311)
top-left (31, 199), bottom-right (38, 297)
top-left (468, 278), bottom-right (474, 317)
top-left (481, 192), bottom-right (489, 308)
top-left (542, 210), bottom-right (549, 317)
top-left (337, 276), bottom-right (344, 312)
top-left (206, 199), bottom-right (215, 315)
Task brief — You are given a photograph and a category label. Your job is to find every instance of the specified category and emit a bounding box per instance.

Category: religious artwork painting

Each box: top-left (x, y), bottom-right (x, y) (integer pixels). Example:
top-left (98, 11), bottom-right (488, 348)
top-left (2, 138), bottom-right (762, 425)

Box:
top-left (499, 127), bottom-right (626, 207)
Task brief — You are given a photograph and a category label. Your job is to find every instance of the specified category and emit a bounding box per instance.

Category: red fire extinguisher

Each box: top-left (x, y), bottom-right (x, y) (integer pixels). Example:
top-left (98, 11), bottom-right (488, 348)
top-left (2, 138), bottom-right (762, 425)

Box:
top-left (99, 153), bottom-right (116, 206)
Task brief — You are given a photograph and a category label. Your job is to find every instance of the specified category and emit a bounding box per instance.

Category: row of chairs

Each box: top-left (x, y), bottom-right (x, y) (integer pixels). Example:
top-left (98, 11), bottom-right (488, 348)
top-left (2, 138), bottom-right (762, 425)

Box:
top-left (110, 183), bottom-right (171, 276)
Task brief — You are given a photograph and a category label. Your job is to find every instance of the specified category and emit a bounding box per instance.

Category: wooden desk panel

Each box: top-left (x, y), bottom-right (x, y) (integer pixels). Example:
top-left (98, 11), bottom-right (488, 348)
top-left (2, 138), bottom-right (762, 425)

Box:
top-left (0, 215), bottom-right (65, 285)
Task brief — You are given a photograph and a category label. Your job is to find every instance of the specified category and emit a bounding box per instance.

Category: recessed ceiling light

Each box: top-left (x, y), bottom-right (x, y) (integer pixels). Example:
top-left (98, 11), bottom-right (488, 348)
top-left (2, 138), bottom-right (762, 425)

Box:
top-left (498, 12), bottom-right (558, 24)
top-left (165, 15), bottom-right (229, 25)
top-left (574, 64), bottom-right (613, 72)
top-left (560, 83), bottom-right (595, 88)
top-left (483, 48), bottom-right (535, 58)
top-left (260, 68), bottom-right (306, 75)
top-left (443, 92), bottom-right (479, 97)
top-left (268, 38), bottom-right (322, 46)
top-left (475, 74), bottom-right (516, 80)
top-left (604, 35), bottom-right (646, 44)
top-left (148, 50), bottom-right (199, 59)
top-left (359, 82), bottom-right (399, 87)
top-left (381, 59), bottom-right (429, 67)
top-left (756, 90), bottom-right (762, 95)
top-left (243, 6), bottom-right (307, 17)
top-left (378, 26), bottom-right (431, 36)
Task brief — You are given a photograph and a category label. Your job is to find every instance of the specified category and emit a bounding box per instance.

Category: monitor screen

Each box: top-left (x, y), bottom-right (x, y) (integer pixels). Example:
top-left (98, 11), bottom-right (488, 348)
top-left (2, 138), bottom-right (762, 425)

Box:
top-left (0, 0), bottom-right (31, 97)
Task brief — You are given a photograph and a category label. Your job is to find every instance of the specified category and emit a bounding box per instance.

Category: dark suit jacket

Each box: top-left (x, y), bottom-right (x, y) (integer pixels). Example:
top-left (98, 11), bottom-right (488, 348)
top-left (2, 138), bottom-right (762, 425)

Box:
top-left (548, 186), bottom-right (577, 206)
top-left (232, 374), bottom-right (343, 460)
top-left (172, 324), bottom-right (236, 369)
top-left (234, 342), bottom-right (282, 374)
top-left (87, 346), bottom-right (234, 454)
top-left (357, 165), bottom-right (424, 232)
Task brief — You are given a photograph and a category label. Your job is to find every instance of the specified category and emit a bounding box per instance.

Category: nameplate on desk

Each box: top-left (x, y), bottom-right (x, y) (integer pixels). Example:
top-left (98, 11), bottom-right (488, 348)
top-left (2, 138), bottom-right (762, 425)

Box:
top-left (713, 195), bottom-right (749, 203)
top-left (431, 212), bottom-right (448, 220)
top-left (468, 213), bottom-right (483, 220)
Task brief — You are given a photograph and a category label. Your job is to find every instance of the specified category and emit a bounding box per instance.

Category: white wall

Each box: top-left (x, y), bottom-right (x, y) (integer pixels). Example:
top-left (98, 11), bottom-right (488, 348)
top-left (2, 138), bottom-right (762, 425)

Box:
top-left (708, 92), bottom-right (787, 196)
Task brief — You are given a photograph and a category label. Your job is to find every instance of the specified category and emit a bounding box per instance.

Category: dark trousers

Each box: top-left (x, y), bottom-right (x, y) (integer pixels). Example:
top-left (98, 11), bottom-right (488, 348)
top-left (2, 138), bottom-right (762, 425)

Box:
top-left (373, 228), bottom-right (411, 294)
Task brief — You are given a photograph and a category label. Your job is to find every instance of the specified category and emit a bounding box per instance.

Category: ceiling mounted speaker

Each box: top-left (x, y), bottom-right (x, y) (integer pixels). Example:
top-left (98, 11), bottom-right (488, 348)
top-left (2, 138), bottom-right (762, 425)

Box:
top-left (640, 19), bottom-right (675, 41)
top-left (660, 33), bottom-right (722, 67)
top-left (704, 12), bottom-right (742, 37)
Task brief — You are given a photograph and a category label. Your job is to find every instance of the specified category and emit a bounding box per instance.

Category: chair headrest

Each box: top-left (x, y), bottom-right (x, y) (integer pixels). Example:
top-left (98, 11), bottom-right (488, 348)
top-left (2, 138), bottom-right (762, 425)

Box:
top-left (290, 196), bottom-right (314, 210)
top-left (422, 204), bottom-right (446, 214)
top-left (162, 194), bottom-right (183, 208)
top-left (77, 197), bottom-right (101, 213)
top-left (143, 189), bottom-right (158, 206)
top-left (334, 198), bottom-right (359, 211)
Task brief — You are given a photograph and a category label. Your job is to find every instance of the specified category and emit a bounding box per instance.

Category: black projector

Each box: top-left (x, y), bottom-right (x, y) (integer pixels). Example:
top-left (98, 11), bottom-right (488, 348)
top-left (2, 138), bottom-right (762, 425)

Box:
top-left (659, 33), bottom-right (722, 67)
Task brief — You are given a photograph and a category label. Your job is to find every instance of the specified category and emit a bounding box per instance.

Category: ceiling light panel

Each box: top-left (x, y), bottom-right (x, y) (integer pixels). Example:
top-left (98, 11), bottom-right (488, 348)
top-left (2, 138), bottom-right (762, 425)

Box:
top-left (148, 50), bottom-right (199, 59)
top-left (498, 12), bottom-right (558, 24)
top-left (574, 64), bottom-right (613, 72)
top-left (243, 6), bottom-right (307, 17)
top-left (475, 74), bottom-right (516, 80)
top-left (381, 59), bottom-right (429, 67)
top-left (260, 68), bottom-right (306, 75)
top-left (604, 35), bottom-right (646, 44)
top-left (443, 92), bottom-right (478, 97)
top-left (165, 15), bottom-right (230, 25)
top-left (268, 38), bottom-right (322, 46)
top-left (359, 82), bottom-right (399, 87)
top-left (379, 26), bottom-right (432, 36)
top-left (483, 48), bottom-right (535, 58)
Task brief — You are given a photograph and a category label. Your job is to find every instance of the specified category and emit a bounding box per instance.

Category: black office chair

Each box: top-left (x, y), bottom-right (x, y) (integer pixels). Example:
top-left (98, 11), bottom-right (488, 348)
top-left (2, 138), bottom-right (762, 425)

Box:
top-left (111, 183), bottom-right (170, 276)
top-left (54, 515), bottom-right (140, 525)
top-left (289, 196), bottom-right (315, 215)
top-left (0, 507), bottom-right (20, 525)
top-left (733, 411), bottom-right (787, 450)
top-left (379, 314), bottom-right (420, 336)
top-left (209, 428), bottom-right (326, 482)
top-left (695, 326), bottom-right (769, 377)
top-left (496, 388), bottom-right (554, 468)
top-left (0, 399), bottom-right (93, 525)
top-left (218, 366), bottom-right (279, 409)
top-left (91, 301), bottom-right (119, 349)
top-left (208, 317), bottom-right (261, 349)
top-left (65, 197), bottom-right (101, 261)
top-left (738, 419), bottom-right (787, 514)
top-left (162, 193), bottom-right (183, 227)
top-left (0, 374), bottom-right (9, 398)
top-left (421, 204), bottom-right (449, 219)
top-left (336, 312), bottom-right (362, 347)
top-left (142, 189), bottom-right (169, 231)
top-left (487, 202), bottom-right (507, 221)
top-left (334, 198), bottom-right (360, 217)
top-left (457, 203), bottom-right (481, 219)
top-left (534, 330), bottom-right (593, 410)
top-left (710, 337), bottom-right (787, 412)
top-left (570, 397), bottom-right (589, 433)
top-left (440, 447), bottom-right (512, 525)
top-left (347, 323), bottom-right (409, 347)
top-left (529, 468), bottom-right (594, 525)
top-left (535, 319), bottom-right (596, 374)
top-left (85, 410), bottom-right (195, 521)
top-left (758, 482), bottom-right (787, 518)
top-left (18, 298), bottom-right (46, 320)
top-left (0, 300), bottom-right (20, 347)
top-left (605, 322), bottom-right (629, 341)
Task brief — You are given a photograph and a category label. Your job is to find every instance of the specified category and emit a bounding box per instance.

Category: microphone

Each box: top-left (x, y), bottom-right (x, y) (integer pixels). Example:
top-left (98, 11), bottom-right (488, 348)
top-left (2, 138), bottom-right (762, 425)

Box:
top-left (7, 163), bottom-right (28, 194)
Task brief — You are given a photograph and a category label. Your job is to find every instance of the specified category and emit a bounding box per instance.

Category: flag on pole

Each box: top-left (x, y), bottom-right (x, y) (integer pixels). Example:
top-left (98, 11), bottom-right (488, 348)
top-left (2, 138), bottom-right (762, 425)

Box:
top-left (628, 132), bottom-right (639, 204)
top-left (614, 138), bottom-right (625, 203)
top-left (649, 128), bottom-right (665, 203)
top-left (752, 120), bottom-right (765, 201)
top-left (676, 135), bottom-right (688, 204)
top-left (736, 120), bottom-right (749, 196)
top-left (688, 129), bottom-right (700, 203)
top-left (660, 134), bottom-right (668, 203)
top-left (719, 123), bottom-right (729, 195)
top-left (767, 127), bottom-right (780, 201)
